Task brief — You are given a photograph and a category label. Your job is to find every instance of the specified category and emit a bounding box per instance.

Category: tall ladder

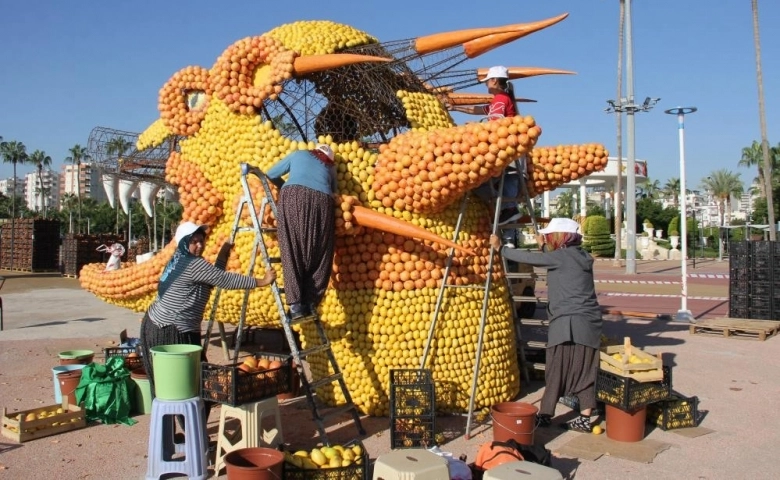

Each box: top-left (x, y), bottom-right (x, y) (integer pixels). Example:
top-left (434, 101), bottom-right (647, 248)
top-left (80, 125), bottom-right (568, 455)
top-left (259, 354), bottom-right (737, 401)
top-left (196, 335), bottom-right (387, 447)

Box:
top-left (204, 162), bottom-right (365, 444)
top-left (419, 156), bottom-right (538, 439)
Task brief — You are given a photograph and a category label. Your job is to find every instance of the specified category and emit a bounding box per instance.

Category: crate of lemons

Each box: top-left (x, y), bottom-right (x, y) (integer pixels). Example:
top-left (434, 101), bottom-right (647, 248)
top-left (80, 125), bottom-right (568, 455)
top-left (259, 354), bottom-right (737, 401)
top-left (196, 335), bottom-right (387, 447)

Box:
top-left (599, 336), bottom-right (663, 382)
top-left (1, 400), bottom-right (87, 443)
top-left (284, 441), bottom-right (366, 479)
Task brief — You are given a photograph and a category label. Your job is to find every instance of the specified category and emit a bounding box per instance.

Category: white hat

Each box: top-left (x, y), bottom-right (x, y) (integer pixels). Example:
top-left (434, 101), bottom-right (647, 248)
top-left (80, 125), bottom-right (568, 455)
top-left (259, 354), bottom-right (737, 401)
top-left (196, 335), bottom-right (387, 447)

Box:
top-left (539, 218), bottom-right (581, 235)
top-left (315, 143), bottom-right (335, 161)
top-left (175, 221), bottom-right (207, 243)
top-left (481, 65), bottom-right (509, 82)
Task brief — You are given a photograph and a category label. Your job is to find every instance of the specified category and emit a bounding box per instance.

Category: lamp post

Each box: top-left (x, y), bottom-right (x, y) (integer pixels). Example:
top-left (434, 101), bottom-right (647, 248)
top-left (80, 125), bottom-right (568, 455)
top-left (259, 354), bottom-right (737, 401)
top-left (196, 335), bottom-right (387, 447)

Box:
top-left (665, 106), bottom-right (697, 323)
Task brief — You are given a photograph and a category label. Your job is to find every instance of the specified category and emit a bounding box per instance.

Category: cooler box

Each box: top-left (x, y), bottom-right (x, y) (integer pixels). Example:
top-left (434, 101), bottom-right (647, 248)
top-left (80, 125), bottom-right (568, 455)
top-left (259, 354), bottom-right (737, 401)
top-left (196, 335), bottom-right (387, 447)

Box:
top-left (372, 449), bottom-right (449, 480)
top-left (483, 460), bottom-right (563, 480)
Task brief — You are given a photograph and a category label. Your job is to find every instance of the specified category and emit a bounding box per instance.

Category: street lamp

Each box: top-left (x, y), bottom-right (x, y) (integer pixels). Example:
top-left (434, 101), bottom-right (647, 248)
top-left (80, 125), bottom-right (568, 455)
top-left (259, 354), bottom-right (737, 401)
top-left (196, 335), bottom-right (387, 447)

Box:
top-left (664, 106), bottom-right (697, 323)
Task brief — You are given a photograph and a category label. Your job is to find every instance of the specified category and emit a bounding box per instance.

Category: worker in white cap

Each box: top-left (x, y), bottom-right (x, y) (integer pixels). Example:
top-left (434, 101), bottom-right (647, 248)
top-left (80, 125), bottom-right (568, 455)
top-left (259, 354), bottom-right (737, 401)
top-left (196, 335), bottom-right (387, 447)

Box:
top-left (447, 66), bottom-right (522, 227)
top-left (266, 144), bottom-right (338, 321)
top-left (490, 217), bottom-right (602, 433)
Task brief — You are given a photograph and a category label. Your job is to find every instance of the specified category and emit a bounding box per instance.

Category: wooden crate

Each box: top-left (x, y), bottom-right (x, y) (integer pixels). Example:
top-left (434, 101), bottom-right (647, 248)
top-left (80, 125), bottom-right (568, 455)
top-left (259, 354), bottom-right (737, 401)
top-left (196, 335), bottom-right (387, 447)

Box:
top-left (1, 400), bottom-right (86, 443)
top-left (599, 337), bottom-right (663, 382)
top-left (690, 317), bottom-right (780, 341)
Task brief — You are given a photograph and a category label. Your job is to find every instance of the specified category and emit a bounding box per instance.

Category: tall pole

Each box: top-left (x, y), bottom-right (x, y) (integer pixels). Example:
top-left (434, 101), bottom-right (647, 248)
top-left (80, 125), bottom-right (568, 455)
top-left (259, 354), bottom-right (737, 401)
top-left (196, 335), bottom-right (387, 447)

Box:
top-left (666, 106), bottom-right (697, 323)
top-left (613, 0), bottom-right (625, 267)
top-left (624, 0), bottom-right (637, 274)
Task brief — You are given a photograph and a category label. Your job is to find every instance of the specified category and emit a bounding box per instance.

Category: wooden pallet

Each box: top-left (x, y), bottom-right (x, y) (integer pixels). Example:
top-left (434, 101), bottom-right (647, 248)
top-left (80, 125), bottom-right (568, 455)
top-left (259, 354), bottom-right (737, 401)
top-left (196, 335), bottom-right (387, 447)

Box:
top-left (690, 318), bottom-right (780, 341)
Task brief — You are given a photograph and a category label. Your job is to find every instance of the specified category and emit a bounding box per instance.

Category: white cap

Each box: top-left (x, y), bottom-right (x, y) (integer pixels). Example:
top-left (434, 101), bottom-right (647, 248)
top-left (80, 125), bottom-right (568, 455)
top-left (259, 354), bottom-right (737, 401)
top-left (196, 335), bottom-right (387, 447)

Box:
top-left (315, 143), bottom-right (335, 161)
top-left (175, 221), bottom-right (207, 243)
top-left (539, 218), bottom-right (581, 235)
top-left (481, 65), bottom-right (509, 82)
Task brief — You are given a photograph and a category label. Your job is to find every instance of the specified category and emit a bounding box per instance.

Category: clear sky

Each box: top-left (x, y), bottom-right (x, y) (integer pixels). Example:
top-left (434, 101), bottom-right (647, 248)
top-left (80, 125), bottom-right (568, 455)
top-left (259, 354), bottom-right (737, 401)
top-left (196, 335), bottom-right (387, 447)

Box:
top-left (1, 0), bottom-right (777, 193)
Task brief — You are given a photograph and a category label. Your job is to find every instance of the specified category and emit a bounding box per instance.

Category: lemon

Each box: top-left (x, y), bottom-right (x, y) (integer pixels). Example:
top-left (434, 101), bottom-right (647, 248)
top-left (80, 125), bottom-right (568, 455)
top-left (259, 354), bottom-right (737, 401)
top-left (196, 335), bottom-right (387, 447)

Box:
top-left (592, 425), bottom-right (603, 435)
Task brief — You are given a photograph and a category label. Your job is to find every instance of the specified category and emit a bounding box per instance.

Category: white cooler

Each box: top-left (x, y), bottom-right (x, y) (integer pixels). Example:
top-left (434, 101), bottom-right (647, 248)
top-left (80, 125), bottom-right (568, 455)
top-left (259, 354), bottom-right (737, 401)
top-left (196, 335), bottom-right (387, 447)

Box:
top-left (372, 449), bottom-right (449, 480)
top-left (483, 460), bottom-right (563, 480)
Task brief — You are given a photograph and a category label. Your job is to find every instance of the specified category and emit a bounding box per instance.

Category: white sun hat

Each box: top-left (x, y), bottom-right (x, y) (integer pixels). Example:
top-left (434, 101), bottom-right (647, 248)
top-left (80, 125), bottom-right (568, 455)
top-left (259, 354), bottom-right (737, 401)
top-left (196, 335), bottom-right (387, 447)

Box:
top-left (175, 221), bottom-right (207, 243)
top-left (315, 143), bottom-right (335, 161)
top-left (481, 65), bottom-right (509, 82)
top-left (539, 218), bottom-right (581, 235)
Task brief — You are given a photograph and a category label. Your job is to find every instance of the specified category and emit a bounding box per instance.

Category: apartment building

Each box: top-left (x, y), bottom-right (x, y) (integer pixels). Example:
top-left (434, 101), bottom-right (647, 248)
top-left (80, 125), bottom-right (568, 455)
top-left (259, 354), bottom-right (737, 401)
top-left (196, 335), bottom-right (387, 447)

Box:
top-left (59, 163), bottom-right (106, 206)
top-left (25, 169), bottom-right (60, 212)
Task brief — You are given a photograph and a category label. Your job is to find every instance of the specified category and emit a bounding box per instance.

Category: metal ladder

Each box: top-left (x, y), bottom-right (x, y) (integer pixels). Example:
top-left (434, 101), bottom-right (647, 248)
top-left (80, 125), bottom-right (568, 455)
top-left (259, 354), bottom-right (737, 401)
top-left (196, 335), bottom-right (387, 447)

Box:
top-left (205, 162), bottom-right (365, 444)
top-left (419, 156), bottom-right (538, 439)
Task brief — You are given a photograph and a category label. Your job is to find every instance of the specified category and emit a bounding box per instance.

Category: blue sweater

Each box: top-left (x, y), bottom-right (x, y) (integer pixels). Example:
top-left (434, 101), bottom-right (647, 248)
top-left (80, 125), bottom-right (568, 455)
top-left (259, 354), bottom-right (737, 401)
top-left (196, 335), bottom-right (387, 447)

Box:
top-left (266, 150), bottom-right (337, 195)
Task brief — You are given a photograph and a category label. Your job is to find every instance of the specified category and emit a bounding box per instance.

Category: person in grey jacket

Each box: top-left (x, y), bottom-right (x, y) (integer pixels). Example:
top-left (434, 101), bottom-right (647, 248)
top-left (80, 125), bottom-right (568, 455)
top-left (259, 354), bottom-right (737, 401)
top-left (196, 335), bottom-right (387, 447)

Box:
top-left (490, 217), bottom-right (602, 433)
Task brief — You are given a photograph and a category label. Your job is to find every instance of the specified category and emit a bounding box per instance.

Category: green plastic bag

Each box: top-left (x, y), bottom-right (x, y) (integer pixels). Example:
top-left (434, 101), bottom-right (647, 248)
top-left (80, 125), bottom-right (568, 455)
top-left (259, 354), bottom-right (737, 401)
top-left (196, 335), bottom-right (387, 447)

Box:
top-left (75, 356), bottom-right (137, 426)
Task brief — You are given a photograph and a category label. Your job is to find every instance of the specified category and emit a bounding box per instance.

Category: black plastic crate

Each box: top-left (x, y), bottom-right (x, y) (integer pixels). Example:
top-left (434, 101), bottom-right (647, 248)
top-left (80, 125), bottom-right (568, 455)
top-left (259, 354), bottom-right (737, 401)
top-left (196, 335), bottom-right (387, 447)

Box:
top-left (103, 346), bottom-right (143, 371)
top-left (201, 352), bottom-right (292, 406)
top-left (647, 393), bottom-right (699, 430)
top-left (390, 369), bottom-right (435, 449)
top-left (283, 440), bottom-right (368, 480)
top-left (729, 306), bottom-right (750, 319)
top-left (750, 266), bottom-right (773, 282)
top-left (749, 295), bottom-right (773, 311)
top-left (749, 282), bottom-right (774, 298)
top-left (731, 241), bottom-right (750, 257)
top-left (596, 366), bottom-right (672, 410)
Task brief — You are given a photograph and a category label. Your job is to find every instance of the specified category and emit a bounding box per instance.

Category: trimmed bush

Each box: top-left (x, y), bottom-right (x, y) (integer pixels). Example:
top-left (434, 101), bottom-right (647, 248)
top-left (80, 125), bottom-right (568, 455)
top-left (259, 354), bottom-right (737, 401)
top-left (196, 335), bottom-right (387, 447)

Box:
top-left (668, 217), bottom-right (680, 237)
top-left (582, 215), bottom-right (614, 257)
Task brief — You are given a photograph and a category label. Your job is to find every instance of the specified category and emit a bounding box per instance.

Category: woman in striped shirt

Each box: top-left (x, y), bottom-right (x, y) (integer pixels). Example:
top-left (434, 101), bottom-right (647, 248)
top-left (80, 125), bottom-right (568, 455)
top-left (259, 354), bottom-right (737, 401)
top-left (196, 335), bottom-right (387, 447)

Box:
top-left (140, 222), bottom-right (276, 396)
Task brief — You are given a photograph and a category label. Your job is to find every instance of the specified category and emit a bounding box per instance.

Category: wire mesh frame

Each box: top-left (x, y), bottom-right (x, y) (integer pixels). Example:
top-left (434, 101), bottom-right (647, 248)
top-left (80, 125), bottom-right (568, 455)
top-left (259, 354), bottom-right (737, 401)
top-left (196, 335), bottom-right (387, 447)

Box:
top-left (87, 126), bottom-right (179, 183)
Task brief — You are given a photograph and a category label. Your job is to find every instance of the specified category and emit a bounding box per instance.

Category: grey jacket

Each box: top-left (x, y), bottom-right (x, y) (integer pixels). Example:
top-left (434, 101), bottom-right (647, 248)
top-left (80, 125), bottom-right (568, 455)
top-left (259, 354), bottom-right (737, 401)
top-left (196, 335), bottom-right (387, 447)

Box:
top-left (501, 245), bottom-right (602, 348)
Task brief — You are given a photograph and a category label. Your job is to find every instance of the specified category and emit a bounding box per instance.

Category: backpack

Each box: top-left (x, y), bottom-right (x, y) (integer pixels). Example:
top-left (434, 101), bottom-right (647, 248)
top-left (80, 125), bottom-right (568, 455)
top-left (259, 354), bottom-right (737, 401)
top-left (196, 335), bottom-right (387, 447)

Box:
top-left (474, 439), bottom-right (552, 471)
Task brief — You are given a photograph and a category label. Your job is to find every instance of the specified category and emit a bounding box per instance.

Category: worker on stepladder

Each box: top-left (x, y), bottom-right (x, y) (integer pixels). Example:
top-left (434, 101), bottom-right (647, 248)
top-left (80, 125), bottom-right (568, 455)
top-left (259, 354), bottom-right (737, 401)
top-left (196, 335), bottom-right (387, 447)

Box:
top-left (490, 218), bottom-right (603, 433)
top-left (447, 65), bottom-right (522, 239)
top-left (266, 144), bottom-right (338, 321)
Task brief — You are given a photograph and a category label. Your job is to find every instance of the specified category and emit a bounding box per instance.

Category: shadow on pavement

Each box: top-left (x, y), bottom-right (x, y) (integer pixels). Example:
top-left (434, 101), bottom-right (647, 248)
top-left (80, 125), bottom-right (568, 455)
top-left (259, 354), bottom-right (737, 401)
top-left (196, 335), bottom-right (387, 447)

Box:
top-left (18, 317), bottom-right (107, 329)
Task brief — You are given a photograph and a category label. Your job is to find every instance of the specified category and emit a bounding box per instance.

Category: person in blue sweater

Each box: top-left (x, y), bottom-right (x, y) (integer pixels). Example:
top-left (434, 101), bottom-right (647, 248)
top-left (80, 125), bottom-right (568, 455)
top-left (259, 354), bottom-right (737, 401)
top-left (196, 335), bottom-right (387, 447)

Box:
top-left (266, 144), bottom-right (338, 321)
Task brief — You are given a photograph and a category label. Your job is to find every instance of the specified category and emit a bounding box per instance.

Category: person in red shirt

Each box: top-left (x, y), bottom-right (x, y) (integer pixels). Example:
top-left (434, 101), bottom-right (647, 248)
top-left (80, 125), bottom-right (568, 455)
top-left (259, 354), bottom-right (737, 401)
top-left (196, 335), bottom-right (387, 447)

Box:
top-left (448, 66), bottom-right (522, 231)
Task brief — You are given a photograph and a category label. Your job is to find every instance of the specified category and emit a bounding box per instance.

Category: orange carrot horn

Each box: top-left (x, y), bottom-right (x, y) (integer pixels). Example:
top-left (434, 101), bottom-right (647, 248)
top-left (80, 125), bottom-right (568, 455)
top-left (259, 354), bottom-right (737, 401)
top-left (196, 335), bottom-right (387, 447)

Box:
top-left (476, 66), bottom-right (576, 81)
top-left (292, 53), bottom-right (390, 76)
top-left (351, 205), bottom-right (476, 256)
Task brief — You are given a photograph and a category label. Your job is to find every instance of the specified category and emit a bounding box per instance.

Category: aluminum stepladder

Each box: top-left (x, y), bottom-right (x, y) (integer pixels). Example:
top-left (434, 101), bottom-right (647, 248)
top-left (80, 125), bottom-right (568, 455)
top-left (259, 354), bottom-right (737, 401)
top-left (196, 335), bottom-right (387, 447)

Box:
top-left (205, 162), bottom-right (365, 444)
top-left (418, 155), bottom-right (538, 439)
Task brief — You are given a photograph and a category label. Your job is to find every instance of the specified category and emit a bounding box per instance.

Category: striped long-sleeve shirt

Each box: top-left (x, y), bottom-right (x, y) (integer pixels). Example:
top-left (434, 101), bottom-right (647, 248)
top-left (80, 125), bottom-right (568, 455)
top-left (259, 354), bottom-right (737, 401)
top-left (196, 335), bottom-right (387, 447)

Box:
top-left (147, 256), bottom-right (257, 333)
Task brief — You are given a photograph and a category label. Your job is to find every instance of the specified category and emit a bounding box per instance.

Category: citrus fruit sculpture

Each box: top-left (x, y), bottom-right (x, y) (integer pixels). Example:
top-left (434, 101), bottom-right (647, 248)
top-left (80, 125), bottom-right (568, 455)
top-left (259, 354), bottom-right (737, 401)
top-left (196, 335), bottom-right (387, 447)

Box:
top-left (80, 15), bottom-right (608, 415)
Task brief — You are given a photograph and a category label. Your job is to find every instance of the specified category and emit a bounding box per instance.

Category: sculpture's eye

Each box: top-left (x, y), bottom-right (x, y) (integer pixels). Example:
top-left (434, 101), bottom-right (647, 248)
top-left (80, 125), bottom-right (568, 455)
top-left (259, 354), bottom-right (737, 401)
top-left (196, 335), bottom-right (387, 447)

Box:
top-left (186, 90), bottom-right (208, 112)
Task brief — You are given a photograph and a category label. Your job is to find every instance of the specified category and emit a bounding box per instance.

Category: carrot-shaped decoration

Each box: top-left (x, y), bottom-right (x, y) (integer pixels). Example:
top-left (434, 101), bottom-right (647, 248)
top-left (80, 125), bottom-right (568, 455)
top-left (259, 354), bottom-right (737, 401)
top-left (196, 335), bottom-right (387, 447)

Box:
top-left (292, 53), bottom-right (390, 76)
top-left (476, 66), bottom-right (576, 81)
top-left (351, 205), bottom-right (476, 256)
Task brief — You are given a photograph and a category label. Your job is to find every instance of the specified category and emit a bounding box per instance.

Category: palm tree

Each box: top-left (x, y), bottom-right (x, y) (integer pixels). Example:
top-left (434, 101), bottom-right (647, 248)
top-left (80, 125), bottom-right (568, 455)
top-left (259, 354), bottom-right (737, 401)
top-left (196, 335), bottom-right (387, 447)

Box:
top-left (663, 177), bottom-right (681, 207)
top-left (613, 0), bottom-right (626, 265)
top-left (29, 150), bottom-right (53, 216)
top-left (702, 170), bottom-right (743, 260)
top-left (738, 141), bottom-right (769, 197)
top-left (554, 190), bottom-right (576, 218)
top-left (637, 179), bottom-right (660, 199)
top-left (751, 0), bottom-right (775, 240)
top-left (64, 144), bottom-right (91, 233)
top-left (0, 140), bottom-right (29, 270)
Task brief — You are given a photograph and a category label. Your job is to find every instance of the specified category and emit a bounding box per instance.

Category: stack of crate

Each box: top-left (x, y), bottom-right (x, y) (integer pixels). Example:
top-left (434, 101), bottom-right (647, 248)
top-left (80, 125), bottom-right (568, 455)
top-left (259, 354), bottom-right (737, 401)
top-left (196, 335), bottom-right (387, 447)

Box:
top-left (729, 241), bottom-right (780, 320)
top-left (61, 234), bottom-right (126, 277)
top-left (0, 219), bottom-right (61, 271)
top-left (389, 369), bottom-right (435, 449)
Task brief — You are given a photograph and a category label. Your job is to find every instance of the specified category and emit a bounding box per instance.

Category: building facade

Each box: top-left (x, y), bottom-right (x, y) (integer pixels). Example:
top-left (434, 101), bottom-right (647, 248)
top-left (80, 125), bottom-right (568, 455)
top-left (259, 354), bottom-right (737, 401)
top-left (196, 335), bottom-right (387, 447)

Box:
top-left (59, 163), bottom-right (107, 207)
top-left (25, 169), bottom-right (60, 213)
top-left (0, 177), bottom-right (25, 197)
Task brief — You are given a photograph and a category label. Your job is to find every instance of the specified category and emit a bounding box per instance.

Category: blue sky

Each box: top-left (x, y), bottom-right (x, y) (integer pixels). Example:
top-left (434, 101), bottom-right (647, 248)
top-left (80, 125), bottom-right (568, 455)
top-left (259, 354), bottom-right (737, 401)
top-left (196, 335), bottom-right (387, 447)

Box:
top-left (1, 0), bottom-right (777, 192)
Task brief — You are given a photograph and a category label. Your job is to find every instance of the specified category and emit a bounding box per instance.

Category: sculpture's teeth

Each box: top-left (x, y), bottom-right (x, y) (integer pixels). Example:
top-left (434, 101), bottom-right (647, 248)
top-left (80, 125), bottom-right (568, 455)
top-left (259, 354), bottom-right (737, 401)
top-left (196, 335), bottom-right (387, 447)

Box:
top-left (476, 66), bottom-right (576, 81)
top-left (414, 13), bottom-right (569, 55)
top-left (292, 53), bottom-right (390, 76)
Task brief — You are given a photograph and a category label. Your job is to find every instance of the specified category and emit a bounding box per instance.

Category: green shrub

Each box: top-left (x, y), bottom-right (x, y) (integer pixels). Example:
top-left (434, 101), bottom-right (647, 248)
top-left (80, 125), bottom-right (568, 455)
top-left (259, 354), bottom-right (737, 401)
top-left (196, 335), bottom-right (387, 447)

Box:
top-left (668, 217), bottom-right (680, 237)
top-left (582, 215), bottom-right (614, 257)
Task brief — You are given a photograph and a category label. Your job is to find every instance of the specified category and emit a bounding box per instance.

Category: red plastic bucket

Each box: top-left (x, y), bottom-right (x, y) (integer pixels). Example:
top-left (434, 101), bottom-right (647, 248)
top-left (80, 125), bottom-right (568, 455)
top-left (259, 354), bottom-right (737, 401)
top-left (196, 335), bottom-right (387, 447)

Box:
top-left (224, 447), bottom-right (284, 480)
top-left (57, 369), bottom-right (83, 406)
top-left (606, 404), bottom-right (647, 442)
top-left (491, 402), bottom-right (538, 445)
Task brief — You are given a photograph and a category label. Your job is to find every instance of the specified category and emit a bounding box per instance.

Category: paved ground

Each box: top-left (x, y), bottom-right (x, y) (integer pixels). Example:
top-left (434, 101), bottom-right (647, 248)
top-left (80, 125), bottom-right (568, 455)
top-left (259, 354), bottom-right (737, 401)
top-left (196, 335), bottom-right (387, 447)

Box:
top-left (3, 260), bottom-right (778, 479)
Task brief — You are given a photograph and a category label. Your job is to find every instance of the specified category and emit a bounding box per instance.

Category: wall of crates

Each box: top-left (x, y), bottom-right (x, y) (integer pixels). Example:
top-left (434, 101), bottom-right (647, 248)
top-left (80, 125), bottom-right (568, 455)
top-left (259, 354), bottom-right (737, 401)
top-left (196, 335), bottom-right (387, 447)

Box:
top-left (0, 219), bottom-right (61, 272)
top-left (61, 233), bottom-right (126, 277)
top-left (729, 241), bottom-right (780, 320)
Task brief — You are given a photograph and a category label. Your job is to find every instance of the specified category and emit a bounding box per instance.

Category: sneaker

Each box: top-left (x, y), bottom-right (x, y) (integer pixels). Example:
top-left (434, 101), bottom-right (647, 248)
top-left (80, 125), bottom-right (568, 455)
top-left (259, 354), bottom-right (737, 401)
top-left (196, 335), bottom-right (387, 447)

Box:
top-left (564, 415), bottom-right (593, 433)
top-left (498, 209), bottom-right (522, 226)
top-left (535, 414), bottom-right (552, 428)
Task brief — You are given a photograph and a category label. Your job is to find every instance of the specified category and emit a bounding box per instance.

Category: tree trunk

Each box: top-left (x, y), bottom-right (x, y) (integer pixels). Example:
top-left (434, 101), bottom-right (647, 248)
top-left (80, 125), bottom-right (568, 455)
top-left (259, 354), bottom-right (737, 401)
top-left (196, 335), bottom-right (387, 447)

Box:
top-left (752, 0), bottom-right (775, 240)
top-left (77, 161), bottom-right (82, 234)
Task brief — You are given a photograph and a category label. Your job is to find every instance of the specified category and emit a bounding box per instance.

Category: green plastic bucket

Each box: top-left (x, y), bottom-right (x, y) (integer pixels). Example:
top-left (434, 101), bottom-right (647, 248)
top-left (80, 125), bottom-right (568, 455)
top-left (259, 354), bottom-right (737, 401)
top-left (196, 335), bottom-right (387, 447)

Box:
top-left (58, 349), bottom-right (95, 365)
top-left (150, 344), bottom-right (202, 400)
top-left (130, 369), bottom-right (153, 414)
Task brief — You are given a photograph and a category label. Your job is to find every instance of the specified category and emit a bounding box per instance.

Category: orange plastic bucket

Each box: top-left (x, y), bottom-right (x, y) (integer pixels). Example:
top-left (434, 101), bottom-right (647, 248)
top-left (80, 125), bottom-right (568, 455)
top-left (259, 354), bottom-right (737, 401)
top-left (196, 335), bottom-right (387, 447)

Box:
top-left (605, 404), bottom-right (647, 442)
top-left (491, 402), bottom-right (538, 445)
